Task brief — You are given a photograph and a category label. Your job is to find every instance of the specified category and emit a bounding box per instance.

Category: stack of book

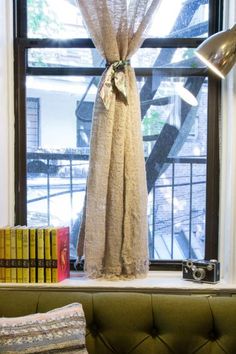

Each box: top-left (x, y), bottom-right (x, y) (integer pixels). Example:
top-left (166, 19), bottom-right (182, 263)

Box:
top-left (0, 226), bottom-right (70, 283)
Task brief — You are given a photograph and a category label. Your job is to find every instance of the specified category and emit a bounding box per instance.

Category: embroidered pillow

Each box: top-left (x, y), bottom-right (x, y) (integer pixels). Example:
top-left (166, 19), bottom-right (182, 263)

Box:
top-left (0, 302), bottom-right (88, 353)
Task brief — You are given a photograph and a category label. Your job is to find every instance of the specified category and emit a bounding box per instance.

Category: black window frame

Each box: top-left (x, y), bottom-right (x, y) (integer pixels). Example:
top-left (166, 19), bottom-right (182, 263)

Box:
top-left (14, 0), bottom-right (222, 270)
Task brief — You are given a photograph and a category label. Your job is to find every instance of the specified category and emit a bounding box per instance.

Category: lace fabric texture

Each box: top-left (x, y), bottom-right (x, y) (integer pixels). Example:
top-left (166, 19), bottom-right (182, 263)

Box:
top-left (76, 0), bottom-right (161, 279)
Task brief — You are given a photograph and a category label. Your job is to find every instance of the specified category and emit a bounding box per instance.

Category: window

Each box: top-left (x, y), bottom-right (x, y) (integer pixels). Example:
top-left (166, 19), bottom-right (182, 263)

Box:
top-left (14, 0), bottom-right (221, 268)
top-left (27, 97), bottom-right (40, 151)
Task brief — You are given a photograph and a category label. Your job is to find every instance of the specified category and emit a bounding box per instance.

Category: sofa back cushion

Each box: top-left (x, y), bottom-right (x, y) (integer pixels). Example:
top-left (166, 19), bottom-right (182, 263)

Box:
top-left (0, 290), bottom-right (236, 354)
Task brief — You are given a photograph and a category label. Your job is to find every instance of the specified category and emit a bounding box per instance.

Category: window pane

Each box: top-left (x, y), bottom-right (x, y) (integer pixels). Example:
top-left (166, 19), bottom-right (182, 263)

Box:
top-left (26, 75), bottom-right (97, 258)
top-left (28, 48), bottom-right (104, 68)
top-left (147, 0), bottom-right (209, 38)
top-left (26, 74), bottom-right (207, 260)
top-left (140, 76), bottom-right (207, 157)
top-left (27, 0), bottom-right (208, 39)
top-left (142, 76), bottom-right (208, 260)
top-left (133, 48), bottom-right (204, 68)
top-left (27, 0), bottom-right (88, 38)
top-left (28, 48), bottom-right (204, 69)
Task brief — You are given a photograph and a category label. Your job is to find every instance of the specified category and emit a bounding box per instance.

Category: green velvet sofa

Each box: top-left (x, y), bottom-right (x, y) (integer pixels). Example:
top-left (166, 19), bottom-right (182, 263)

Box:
top-left (0, 289), bottom-right (236, 353)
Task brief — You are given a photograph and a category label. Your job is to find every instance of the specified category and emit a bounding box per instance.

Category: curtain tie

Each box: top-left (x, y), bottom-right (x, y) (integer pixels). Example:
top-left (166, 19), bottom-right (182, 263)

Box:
top-left (99, 60), bottom-right (130, 110)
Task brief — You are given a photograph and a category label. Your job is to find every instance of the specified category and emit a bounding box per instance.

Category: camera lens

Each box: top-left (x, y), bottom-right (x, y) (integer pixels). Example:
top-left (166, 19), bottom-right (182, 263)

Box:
top-left (207, 264), bottom-right (213, 271)
top-left (193, 267), bottom-right (206, 281)
top-left (186, 261), bottom-right (193, 268)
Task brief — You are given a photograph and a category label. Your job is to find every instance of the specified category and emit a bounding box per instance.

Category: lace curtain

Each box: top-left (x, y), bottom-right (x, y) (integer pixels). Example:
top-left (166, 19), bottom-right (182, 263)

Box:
top-left (76, 0), bottom-right (161, 279)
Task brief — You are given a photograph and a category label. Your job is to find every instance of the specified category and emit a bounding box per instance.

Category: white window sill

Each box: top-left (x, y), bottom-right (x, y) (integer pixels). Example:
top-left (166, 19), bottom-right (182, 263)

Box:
top-left (0, 271), bottom-right (236, 294)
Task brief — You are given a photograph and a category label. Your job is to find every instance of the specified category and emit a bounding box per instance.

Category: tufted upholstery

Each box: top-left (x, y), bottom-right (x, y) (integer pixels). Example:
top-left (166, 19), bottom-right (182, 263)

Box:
top-left (0, 290), bottom-right (236, 354)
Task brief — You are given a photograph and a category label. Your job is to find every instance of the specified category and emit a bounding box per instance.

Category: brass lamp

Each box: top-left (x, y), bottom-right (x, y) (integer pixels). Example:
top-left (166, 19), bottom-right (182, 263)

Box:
top-left (195, 24), bottom-right (236, 79)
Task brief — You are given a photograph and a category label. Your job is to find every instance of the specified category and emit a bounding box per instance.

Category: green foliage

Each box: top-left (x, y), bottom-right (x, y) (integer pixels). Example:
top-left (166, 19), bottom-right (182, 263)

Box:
top-left (183, 48), bottom-right (198, 68)
top-left (27, 0), bottom-right (62, 37)
top-left (183, 48), bottom-right (194, 60)
top-left (142, 109), bottom-right (165, 136)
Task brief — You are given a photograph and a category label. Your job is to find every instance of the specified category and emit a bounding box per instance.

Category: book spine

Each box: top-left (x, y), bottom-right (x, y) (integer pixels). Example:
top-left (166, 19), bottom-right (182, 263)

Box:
top-left (10, 228), bottom-right (17, 283)
top-left (44, 228), bottom-right (52, 283)
top-left (37, 228), bottom-right (45, 283)
top-left (29, 228), bottom-right (36, 283)
top-left (57, 227), bottom-right (70, 282)
top-left (5, 228), bottom-right (11, 282)
top-left (51, 228), bottom-right (58, 283)
top-left (16, 228), bottom-right (23, 283)
top-left (0, 228), bottom-right (5, 282)
top-left (22, 227), bottom-right (30, 283)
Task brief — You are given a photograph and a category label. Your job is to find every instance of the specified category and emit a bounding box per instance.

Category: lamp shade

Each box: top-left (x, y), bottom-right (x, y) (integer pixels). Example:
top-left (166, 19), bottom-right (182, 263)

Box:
top-left (195, 24), bottom-right (236, 79)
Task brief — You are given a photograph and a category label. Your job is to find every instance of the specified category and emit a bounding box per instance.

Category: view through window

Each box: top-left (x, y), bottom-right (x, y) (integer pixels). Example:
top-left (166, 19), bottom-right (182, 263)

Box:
top-left (15, 0), bottom-right (220, 265)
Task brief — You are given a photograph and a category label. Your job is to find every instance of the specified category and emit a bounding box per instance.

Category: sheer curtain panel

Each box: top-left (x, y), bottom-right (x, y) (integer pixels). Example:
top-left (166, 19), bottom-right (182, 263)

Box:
top-left (77, 0), bottom-right (161, 279)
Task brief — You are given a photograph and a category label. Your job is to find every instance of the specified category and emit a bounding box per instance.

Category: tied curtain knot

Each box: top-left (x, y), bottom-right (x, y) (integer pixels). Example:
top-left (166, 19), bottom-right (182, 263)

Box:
top-left (99, 60), bottom-right (130, 110)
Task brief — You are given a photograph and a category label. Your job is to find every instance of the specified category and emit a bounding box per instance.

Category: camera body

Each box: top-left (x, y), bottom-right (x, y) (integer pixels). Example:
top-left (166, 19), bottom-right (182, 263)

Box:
top-left (182, 259), bottom-right (220, 283)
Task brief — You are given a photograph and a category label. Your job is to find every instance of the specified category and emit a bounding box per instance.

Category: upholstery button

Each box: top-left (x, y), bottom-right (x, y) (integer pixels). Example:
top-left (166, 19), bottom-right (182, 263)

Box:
top-left (90, 323), bottom-right (98, 337)
top-left (209, 330), bottom-right (218, 341)
top-left (151, 328), bottom-right (158, 337)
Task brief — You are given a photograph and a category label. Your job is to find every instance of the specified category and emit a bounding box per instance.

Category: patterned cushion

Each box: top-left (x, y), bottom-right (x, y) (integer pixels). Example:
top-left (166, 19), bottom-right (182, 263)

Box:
top-left (0, 303), bottom-right (88, 353)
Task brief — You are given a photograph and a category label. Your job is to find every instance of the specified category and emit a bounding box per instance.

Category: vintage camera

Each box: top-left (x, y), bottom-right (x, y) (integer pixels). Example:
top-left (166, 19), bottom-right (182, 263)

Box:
top-left (182, 259), bottom-right (220, 283)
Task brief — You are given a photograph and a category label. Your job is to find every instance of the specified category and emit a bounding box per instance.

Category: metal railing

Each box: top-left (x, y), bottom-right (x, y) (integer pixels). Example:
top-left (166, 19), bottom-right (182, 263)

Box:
top-left (27, 152), bottom-right (206, 260)
top-left (149, 157), bottom-right (206, 260)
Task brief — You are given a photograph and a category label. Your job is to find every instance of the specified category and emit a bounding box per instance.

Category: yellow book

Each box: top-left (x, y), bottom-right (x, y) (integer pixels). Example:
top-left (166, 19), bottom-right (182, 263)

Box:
top-left (37, 228), bottom-right (45, 283)
top-left (51, 228), bottom-right (58, 283)
top-left (16, 227), bottom-right (23, 283)
top-left (44, 227), bottom-right (52, 283)
top-left (10, 227), bottom-right (17, 283)
top-left (0, 228), bottom-right (5, 282)
top-left (22, 227), bottom-right (30, 283)
top-left (29, 228), bottom-right (36, 283)
top-left (5, 227), bottom-right (11, 282)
